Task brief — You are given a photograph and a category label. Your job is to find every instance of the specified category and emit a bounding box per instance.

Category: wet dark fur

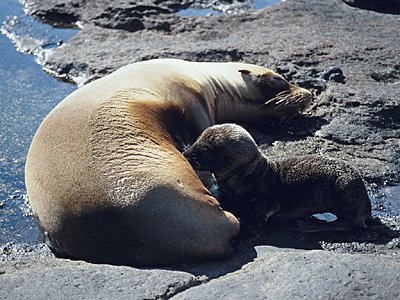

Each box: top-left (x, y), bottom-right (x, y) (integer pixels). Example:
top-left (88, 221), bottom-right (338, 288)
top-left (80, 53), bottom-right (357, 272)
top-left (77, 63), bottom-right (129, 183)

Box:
top-left (184, 124), bottom-right (372, 233)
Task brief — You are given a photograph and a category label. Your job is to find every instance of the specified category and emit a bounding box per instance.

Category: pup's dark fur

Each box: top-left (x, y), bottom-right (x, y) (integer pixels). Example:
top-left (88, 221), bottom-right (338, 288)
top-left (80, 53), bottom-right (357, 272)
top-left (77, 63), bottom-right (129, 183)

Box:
top-left (184, 124), bottom-right (372, 232)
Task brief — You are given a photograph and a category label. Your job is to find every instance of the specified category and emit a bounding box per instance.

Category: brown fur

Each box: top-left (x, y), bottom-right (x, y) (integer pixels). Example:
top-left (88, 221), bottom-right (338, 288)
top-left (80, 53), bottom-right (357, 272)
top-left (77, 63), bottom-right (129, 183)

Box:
top-left (184, 124), bottom-right (372, 232)
top-left (25, 59), bottom-right (312, 266)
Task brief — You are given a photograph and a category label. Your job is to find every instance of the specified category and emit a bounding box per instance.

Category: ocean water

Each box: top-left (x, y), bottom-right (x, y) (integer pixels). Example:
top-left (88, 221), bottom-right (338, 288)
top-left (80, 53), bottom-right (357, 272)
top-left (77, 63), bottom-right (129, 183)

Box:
top-left (0, 0), bottom-right (76, 244)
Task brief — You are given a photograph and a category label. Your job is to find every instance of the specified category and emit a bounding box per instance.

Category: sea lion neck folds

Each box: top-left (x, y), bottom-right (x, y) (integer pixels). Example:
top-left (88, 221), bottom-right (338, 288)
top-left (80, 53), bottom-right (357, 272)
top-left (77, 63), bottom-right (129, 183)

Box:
top-left (25, 59), bottom-right (312, 266)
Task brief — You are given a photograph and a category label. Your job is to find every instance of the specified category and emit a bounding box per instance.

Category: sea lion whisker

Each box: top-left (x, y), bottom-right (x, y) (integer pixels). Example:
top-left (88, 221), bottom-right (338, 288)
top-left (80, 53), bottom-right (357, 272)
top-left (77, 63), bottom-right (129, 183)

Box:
top-left (263, 91), bottom-right (292, 106)
top-left (270, 94), bottom-right (286, 104)
top-left (275, 94), bottom-right (308, 109)
top-left (275, 95), bottom-right (294, 107)
top-left (259, 96), bottom-right (279, 108)
top-left (278, 94), bottom-right (292, 102)
top-left (276, 90), bottom-right (291, 97)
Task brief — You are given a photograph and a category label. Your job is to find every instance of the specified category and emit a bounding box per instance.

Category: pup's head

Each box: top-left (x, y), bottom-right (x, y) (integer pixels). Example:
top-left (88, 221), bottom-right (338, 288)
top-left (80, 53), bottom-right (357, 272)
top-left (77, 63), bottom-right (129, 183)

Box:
top-left (183, 124), bottom-right (260, 174)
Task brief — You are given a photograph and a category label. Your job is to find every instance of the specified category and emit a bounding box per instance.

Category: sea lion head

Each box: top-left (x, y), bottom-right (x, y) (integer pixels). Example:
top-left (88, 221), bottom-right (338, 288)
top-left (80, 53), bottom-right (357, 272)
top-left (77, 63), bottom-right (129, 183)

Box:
top-left (183, 123), bottom-right (259, 174)
top-left (236, 67), bottom-right (313, 121)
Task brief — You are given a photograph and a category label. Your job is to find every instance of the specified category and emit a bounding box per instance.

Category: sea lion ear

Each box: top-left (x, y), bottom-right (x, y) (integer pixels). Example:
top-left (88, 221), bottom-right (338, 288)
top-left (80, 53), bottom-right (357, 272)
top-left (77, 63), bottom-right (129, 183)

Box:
top-left (238, 69), bottom-right (251, 75)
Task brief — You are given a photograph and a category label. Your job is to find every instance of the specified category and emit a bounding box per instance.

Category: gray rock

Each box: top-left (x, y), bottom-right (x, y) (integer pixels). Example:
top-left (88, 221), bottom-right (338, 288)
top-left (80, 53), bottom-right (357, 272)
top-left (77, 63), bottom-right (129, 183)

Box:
top-left (320, 66), bottom-right (346, 83)
top-left (174, 246), bottom-right (400, 299)
top-left (24, 0), bottom-right (191, 28)
top-left (0, 257), bottom-right (203, 299)
top-left (2, 246), bottom-right (399, 299)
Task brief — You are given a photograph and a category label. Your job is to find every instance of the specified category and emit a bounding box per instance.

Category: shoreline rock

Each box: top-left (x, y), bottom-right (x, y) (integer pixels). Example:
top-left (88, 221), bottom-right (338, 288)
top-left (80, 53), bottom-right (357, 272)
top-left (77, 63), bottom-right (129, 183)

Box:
top-left (1, 245), bottom-right (400, 299)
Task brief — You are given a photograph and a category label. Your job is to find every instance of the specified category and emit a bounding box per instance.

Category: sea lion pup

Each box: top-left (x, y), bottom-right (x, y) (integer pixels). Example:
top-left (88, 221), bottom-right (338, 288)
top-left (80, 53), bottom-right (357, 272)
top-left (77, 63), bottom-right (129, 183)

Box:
top-left (184, 123), bottom-right (372, 232)
top-left (25, 59), bottom-right (312, 266)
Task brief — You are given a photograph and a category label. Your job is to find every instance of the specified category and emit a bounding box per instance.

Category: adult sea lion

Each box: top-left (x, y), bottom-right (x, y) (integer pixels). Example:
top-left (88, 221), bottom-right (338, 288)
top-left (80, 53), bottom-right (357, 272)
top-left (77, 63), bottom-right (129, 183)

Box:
top-left (183, 123), bottom-right (372, 232)
top-left (25, 59), bottom-right (312, 266)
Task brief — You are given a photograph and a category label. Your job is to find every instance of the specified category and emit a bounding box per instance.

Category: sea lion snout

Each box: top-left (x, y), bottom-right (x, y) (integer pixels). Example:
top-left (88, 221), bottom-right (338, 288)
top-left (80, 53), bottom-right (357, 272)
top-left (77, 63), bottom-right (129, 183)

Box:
top-left (261, 83), bottom-right (313, 116)
top-left (292, 85), bottom-right (313, 108)
top-left (237, 67), bottom-right (312, 118)
top-left (184, 124), bottom-right (260, 174)
top-left (183, 148), bottom-right (201, 169)
top-left (183, 145), bottom-right (215, 172)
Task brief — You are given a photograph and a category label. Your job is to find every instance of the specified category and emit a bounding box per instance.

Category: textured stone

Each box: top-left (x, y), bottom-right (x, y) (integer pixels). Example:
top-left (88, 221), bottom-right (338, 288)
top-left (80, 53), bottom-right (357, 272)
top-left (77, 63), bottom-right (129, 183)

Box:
top-left (0, 257), bottom-right (202, 299)
top-left (174, 246), bottom-right (400, 299)
top-left (24, 0), bottom-right (191, 28)
top-left (343, 0), bottom-right (400, 14)
top-left (1, 245), bottom-right (400, 299)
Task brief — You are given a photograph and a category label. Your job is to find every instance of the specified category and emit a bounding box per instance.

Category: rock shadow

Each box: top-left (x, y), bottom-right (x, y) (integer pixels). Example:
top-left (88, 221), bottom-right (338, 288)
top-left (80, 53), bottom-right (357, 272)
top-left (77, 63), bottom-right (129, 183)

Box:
top-left (244, 114), bottom-right (328, 145)
top-left (174, 216), bottom-right (400, 279)
top-left (343, 0), bottom-right (400, 15)
top-left (252, 217), bottom-right (400, 251)
top-left (175, 246), bottom-right (258, 279)
top-left (219, 194), bottom-right (399, 254)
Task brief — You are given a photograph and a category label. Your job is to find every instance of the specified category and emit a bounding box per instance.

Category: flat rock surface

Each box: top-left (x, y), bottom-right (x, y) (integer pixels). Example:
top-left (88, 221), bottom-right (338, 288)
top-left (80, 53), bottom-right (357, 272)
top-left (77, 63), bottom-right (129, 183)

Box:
top-left (176, 246), bottom-right (400, 299)
top-left (2, 0), bottom-right (400, 298)
top-left (1, 246), bottom-right (399, 299)
top-left (0, 256), bottom-right (200, 299)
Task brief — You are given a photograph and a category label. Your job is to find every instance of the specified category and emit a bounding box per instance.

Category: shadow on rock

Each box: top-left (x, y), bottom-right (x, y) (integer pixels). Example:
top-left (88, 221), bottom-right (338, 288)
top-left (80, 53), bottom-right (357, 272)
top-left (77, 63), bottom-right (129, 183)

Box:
top-left (246, 114), bottom-right (328, 145)
top-left (220, 190), bottom-right (399, 254)
top-left (240, 217), bottom-right (400, 253)
top-left (177, 246), bottom-right (258, 279)
top-left (369, 105), bottom-right (400, 130)
top-left (343, 0), bottom-right (400, 15)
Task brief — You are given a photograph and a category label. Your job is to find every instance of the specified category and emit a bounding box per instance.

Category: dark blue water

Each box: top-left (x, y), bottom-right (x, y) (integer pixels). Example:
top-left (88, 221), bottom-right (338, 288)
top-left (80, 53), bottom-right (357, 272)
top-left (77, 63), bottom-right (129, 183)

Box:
top-left (0, 0), bottom-right (76, 244)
